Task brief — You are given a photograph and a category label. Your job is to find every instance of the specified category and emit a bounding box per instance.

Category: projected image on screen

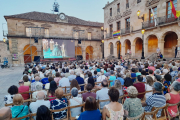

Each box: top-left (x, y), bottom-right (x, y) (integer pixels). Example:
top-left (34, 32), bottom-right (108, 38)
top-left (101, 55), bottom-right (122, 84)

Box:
top-left (42, 39), bottom-right (75, 59)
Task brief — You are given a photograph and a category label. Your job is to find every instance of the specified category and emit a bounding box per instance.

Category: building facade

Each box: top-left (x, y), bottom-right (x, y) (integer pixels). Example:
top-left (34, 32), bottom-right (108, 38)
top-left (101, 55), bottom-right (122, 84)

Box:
top-left (4, 11), bottom-right (104, 65)
top-left (103, 0), bottom-right (180, 59)
top-left (0, 41), bottom-right (11, 64)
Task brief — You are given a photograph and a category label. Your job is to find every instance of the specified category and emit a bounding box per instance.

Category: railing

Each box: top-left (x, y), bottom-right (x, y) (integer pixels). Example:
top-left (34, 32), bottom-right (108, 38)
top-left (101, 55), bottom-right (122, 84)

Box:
top-left (126, 3), bottom-right (129, 9)
top-left (121, 27), bottom-right (131, 35)
top-left (137, 0), bottom-right (141, 3)
top-left (105, 32), bottom-right (113, 39)
top-left (142, 15), bottom-right (179, 29)
top-left (110, 12), bottom-right (112, 16)
top-left (3, 31), bottom-right (102, 40)
top-left (157, 15), bottom-right (177, 26)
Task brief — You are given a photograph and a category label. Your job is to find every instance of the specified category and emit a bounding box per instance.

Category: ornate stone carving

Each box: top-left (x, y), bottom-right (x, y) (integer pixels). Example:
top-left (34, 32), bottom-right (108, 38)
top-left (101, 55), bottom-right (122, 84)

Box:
top-left (86, 28), bottom-right (94, 32)
top-left (56, 13), bottom-right (68, 23)
top-left (41, 23), bottom-right (52, 28)
top-left (107, 17), bottom-right (114, 24)
top-left (122, 9), bottom-right (132, 17)
top-left (115, 14), bottom-right (123, 21)
top-left (146, 0), bottom-right (160, 7)
top-left (22, 22), bottom-right (35, 27)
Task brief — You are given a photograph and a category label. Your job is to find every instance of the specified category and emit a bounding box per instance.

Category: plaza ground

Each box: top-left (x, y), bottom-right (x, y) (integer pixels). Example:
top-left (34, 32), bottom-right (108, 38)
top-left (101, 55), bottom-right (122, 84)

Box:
top-left (0, 66), bottom-right (23, 108)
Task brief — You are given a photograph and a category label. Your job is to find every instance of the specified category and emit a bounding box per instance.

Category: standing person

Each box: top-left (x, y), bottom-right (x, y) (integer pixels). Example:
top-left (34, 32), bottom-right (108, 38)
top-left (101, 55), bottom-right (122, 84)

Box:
top-left (177, 45), bottom-right (180, 58)
top-left (175, 45), bottom-right (178, 58)
top-left (156, 47), bottom-right (160, 54)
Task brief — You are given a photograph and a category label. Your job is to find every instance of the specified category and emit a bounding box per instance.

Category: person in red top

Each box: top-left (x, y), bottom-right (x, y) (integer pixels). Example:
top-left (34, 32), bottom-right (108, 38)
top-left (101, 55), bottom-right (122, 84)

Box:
top-left (165, 81), bottom-right (180, 117)
top-left (82, 84), bottom-right (96, 102)
top-left (18, 80), bottom-right (29, 100)
top-left (148, 63), bottom-right (155, 74)
top-left (133, 75), bottom-right (145, 100)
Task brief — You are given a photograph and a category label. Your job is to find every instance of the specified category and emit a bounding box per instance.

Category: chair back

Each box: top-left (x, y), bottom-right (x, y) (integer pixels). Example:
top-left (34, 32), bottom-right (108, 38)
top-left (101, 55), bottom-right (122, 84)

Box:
top-left (50, 106), bottom-right (69, 120)
top-left (142, 108), bottom-right (159, 120)
top-left (98, 99), bottom-right (110, 112)
top-left (126, 113), bottom-right (144, 120)
top-left (168, 102), bottom-right (180, 120)
top-left (11, 113), bottom-right (35, 120)
top-left (69, 103), bottom-right (85, 120)
top-left (155, 104), bottom-right (169, 120)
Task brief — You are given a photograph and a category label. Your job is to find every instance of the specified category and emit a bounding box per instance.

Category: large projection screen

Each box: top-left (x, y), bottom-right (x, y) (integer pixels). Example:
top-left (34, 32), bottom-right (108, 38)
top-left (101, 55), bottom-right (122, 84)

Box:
top-left (42, 39), bottom-right (75, 59)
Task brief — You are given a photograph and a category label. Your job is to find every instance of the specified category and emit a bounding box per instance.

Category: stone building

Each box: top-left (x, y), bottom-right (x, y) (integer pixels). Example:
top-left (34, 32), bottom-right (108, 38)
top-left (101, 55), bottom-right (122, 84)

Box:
top-left (103, 0), bottom-right (180, 59)
top-left (0, 41), bottom-right (11, 64)
top-left (4, 11), bottom-right (103, 65)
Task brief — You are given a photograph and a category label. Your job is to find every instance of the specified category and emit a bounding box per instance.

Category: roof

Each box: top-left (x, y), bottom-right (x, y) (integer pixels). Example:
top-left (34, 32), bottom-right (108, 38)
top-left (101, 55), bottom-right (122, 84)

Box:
top-left (4, 11), bottom-right (103, 27)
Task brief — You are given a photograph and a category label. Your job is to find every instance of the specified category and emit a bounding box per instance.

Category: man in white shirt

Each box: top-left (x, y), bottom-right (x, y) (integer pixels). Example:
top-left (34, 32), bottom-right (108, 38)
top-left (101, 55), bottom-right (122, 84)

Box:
top-left (30, 91), bottom-right (50, 115)
top-left (59, 73), bottom-right (70, 93)
top-left (96, 71), bottom-right (106, 84)
top-left (68, 70), bottom-right (76, 82)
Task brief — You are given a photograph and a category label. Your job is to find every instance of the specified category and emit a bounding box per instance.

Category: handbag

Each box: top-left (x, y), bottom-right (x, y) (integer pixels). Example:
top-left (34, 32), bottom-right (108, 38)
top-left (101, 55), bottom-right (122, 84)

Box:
top-left (15, 106), bottom-right (25, 118)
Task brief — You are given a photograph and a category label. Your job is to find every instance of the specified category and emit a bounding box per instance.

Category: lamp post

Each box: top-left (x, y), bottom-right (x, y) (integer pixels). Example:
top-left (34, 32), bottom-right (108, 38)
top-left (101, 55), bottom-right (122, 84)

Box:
top-left (102, 40), bottom-right (104, 59)
top-left (118, 36), bottom-right (121, 59)
top-left (137, 10), bottom-right (145, 59)
top-left (3, 38), bottom-right (6, 42)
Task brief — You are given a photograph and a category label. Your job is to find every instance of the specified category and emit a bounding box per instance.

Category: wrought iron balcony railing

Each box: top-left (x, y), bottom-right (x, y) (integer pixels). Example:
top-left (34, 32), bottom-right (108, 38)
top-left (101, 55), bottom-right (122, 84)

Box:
top-left (117, 8), bottom-right (120, 13)
top-left (105, 32), bottom-right (113, 39)
top-left (121, 27), bottom-right (132, 35)
top-left (126, 3), bottom-right (129, 9)
top-left (3, 31), bottom-right (102, 41)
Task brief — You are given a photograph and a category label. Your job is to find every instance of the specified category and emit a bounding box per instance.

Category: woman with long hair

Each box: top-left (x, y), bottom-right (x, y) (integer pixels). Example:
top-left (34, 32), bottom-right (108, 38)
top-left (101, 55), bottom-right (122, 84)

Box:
top-left (48, 81), bottom-right (57, 101)
top-left (70, 79), bottom-right (81, 97)
top-left (36, 105), bottom-right (52, 120)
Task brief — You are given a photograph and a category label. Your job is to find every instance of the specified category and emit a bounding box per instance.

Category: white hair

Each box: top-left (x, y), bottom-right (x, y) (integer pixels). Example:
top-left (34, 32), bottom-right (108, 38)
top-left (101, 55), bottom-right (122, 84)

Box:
top-left (70, 70), bottom-right (74, 75)
top-left (76, 72), bottom-right (80, 76)
top-left (35, 82), bottom-right (43, 91)
top-left (61, 73), bottom-right (65, 77)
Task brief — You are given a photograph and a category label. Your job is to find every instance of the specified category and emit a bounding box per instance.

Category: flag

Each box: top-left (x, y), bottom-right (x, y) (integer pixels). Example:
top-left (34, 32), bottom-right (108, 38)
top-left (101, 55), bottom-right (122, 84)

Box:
top-left (176, 10), bottom-right (180, 18)
top-left (151, 8), bottom-right (157, 26)
top-left (170, 0), bottom-right (178, 18)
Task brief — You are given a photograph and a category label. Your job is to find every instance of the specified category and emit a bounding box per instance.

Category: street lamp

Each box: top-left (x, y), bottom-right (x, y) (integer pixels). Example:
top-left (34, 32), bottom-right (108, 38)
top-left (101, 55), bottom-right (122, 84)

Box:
top-left (118, 36), bottom-right (121, 59)
top-left (101, 40), bottom-right (104, 59)
top-left (118, 36), bottom-right (121, 40)
top-left (101, 27), bottom-right (104, 31)
top-left (141, 29), bottom-right (145, 59)
top-left (137, 10), bottom-right (144, 21)
top-left (3, 38), bottom-right (6, 42)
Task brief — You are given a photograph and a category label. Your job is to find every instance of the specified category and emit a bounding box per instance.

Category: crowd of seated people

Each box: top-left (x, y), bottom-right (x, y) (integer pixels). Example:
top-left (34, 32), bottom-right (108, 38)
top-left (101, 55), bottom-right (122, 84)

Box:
top-left (1, 59), bottom-right (180, 120)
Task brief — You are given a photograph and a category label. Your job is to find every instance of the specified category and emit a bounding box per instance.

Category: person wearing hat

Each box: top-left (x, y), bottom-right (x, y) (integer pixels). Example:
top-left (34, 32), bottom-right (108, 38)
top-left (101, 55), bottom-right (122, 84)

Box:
top-left (142, 82), bottom-right (166, 118)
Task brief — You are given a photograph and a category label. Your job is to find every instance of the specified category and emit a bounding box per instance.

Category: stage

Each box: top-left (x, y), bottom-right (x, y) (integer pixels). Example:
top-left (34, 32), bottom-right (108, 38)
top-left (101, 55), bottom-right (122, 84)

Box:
top-left (40, 57), bottom-right (76, 63)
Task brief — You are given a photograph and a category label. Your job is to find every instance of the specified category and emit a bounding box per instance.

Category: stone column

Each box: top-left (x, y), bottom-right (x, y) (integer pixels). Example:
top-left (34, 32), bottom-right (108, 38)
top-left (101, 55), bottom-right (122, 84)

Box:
top-left (82, 47), bottom-right (86, 60)
top-left (158, 41), bottom-right (165, 55)
top-left (131, 45), bottom-right (135, 56)
top-left (121, 45), bottom-right (125, 57)
top-left (114, 45), bottom-right (117, 58)
top-left (144, 43), bottom-right (148, 57)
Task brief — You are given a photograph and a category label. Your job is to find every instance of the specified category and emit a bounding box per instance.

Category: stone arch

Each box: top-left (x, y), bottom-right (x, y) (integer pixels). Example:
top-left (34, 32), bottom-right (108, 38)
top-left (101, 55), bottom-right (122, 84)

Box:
top-left (146, 34), bottom-right (158, 53)
top-left (115, 41), bottom-right (121, 58)
top-left (133, 37), bottom-right (143, 54)
top-left (86, 46), bottom-right (93, 60)
top-left (23, 44), bottom-right (37, 63)
top-left (161, 31), bottom-right (178, 57)
top-left (108, 42), bottom-right (114, 55)
top-left (123, 39), bottom-right (131, 54)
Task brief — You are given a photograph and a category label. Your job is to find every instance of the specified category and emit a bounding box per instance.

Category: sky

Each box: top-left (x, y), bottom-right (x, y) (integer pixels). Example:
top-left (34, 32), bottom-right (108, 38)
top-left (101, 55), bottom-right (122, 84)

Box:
top-left (0, 0), bottom-right (113, 41)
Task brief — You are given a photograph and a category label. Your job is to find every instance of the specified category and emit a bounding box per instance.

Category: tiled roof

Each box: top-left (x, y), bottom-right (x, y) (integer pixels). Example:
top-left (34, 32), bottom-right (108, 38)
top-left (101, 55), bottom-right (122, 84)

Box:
top-left (4, 11), bottom-right (103, 27)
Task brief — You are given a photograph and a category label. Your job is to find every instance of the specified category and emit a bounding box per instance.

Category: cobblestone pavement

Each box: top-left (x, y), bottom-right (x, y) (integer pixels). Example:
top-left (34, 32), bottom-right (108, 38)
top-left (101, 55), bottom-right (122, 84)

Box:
top-left (0, 66), bottom-right (23, 108)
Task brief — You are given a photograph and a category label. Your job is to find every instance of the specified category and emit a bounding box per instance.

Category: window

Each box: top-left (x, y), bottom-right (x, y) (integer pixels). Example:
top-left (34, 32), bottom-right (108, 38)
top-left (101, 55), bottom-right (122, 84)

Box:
top-left (117, 21), bottom-right (121, 30)
top-left (117, 3), bottom-right (120, 13)
top-left (109, 24), bottom-right (113, 36)
top-left (44, 29), bottom-right (49, 37)
top-left (149, 7), bottom-right (157, 23)
top-left (88, 33), bottom-right (92, 40)
top-left (74, 32), bottom-right (79, 39)
top-left (26, 28), bottom-right (31, 37)
top-left (126, 18), bottom-right (130, 28)
top-left (166, 0), bottom-right (177, 18)
top-left (126, 0), bottom-right (129, 9)
top-left (137, 0), bottom-right (141, 3)
top-left (110, 8), bottom-right (112, 16)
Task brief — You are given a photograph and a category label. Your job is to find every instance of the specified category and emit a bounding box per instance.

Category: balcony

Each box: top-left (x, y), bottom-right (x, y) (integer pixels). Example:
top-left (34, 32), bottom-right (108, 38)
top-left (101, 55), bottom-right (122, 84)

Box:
top-left (105, 32), bottom-right (113, 39)
top-left (3, 31), bottom-right (102, 41)
top-left (121, 27), bottom-right (132, 35)
top-left (142, 15), bottom-right (179, 29)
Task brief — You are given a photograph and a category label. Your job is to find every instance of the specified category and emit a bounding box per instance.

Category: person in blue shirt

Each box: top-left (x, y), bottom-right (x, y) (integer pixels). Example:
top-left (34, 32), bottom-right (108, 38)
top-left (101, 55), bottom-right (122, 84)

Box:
top-left (131, 68), bottom-right (136, 83)
top-left (112, 73), bottom-right (124, 86)
top-left (109, 70), bottom-right (116, 87)
top-left (41, 74), bottom-right (49, 89)
top-left (75, 72), bottom-right (85, 91)
top-left (78, 96), bottom-right (101, 120)
top-left (96, 66), bottom-right (101, 72)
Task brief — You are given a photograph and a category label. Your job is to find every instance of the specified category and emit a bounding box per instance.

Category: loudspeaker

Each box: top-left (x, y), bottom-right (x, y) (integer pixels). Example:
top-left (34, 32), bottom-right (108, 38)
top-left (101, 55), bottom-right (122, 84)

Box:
top-left (78, 40), bottom-right (81, 44)
top-left (34, 56), bottom-right (40, 62)
top-left (34, 37), bottom-right (38, 43)
top-left (77, 55), bottom-right (83, 60)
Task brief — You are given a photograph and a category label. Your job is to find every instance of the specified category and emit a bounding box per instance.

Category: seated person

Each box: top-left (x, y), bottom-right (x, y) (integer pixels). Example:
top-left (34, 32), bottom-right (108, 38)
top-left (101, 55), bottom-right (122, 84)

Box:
top-left (4, 85), bottom-right (18, 107)
top-left (165, 81), bottom-right (180, 117)
top-left (32, 82), bottom-right (47, 99)
top-left (102, 87), bottom-right (124, 120)
top-left (50, 88), bottom-right (68, 119)
top-left (142, 82), bottom-right (166, 118)
top-left (133, 75), bottom-right (145, 100)
top-left (45, 77), bottom-right (54, 90)
top-left (48, 81), bottom-right (57, 101)
top-left (78, 96), bottom-right (101, 120)
top-left (31, 76), bottom-right (42, 91)
top-left (123, 86), bottom-right (143, 118)
top-left (18, 80), bottom-right (29, 100)
top-left (69, 87), bottom-right (82, 117)
top-left (41, 74), bottom-right (49, 89)
top-left (0, 107), bottom-right (12, 120)
top-left (23, 75), bottom-right (31, 87)
top-left (36, 105), bottom-right (52, 120)
top-left (82, 84), bottom-right (96, 102)
top-left (30, 91), bottom-right (50, 114)
top-left (11, 94), bottom-right (29, 120)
